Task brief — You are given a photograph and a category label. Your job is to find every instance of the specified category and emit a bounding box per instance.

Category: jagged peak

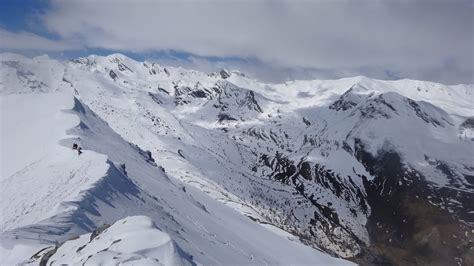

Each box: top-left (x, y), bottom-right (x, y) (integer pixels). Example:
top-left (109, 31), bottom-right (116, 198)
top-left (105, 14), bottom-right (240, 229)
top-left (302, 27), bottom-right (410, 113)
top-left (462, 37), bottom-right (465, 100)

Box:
top-left (105, 53), bottom-right (136, 63)
top-left (219, 69), bottom-right (231, 79)
top-left (70, 53), bottom-right (136, 66)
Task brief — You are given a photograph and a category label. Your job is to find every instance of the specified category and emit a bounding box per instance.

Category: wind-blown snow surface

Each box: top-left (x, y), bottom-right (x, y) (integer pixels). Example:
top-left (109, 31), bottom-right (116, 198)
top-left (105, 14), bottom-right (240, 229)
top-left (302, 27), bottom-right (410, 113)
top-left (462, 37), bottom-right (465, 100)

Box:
top-left (46, 216), bottom-right (192, 265)
top-left (1, 54), bottom-right (352, 265)
top-left (1, 53), bottom-right (473, 265)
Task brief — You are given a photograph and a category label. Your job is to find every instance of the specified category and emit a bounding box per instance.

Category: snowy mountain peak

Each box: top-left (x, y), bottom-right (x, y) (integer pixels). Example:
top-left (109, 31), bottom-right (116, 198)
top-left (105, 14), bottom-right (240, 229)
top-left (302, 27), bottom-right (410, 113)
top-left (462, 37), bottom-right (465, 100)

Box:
top-left (219, 69), bottom-right (231, 79)
top-left (105, 53), bottom-right (130, 61)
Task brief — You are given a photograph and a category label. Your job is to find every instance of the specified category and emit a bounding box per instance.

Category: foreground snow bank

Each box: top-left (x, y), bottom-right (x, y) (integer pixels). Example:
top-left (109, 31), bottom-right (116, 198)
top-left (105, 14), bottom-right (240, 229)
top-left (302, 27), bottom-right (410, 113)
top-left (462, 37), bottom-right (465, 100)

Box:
top-left (0, 92), bottom-right (109, 232)
top-left (0, 92), bottom-right (79, 179)
top-left (44, 216), bottom-right (193, 265)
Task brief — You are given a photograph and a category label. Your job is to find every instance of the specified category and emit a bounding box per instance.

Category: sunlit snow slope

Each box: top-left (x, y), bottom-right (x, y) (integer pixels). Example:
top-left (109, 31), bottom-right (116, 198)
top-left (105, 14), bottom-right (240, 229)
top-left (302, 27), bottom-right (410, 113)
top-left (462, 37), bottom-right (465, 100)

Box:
top-left (1, 53), bottom-right (473, 265)
top-left (1, 53), bottom-right (352, 265)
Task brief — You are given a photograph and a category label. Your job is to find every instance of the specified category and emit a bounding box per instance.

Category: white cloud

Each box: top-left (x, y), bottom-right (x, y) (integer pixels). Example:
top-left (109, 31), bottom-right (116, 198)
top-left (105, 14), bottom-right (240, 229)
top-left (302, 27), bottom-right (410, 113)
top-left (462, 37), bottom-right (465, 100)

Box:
top-left (0, 28), bottom-right (77, 51)
top-left (1, 0), bottom-right (472, 84)
top-left (154, 55), bottom-right (473, 85)
top-left (40, 0), bottom-right (473, 70)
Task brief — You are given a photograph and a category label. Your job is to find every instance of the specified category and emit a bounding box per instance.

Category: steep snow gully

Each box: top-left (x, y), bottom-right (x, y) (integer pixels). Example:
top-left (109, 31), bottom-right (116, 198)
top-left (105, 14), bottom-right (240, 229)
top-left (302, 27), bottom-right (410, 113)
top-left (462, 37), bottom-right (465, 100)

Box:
top-left (1, 53), bottom-right (473, 265)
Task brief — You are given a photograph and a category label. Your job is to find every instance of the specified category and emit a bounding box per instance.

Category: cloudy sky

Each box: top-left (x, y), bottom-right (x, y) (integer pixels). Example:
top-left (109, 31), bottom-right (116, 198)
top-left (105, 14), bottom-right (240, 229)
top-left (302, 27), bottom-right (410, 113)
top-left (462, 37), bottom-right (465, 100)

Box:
top-left (1, 0), bottom-right (472, 84)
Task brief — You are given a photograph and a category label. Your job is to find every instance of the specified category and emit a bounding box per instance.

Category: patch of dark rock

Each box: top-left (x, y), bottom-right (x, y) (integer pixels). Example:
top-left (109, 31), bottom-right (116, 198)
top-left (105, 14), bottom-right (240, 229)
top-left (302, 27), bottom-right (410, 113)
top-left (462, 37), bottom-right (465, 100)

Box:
top-left (148, 92), bottom-right (164, 104)
top-left (158, 87), bottom-right (169, 94)
top-left (90, 224), bottom-right (111, 242)
top-left (244, 91), bottom-right (263, 113)
top-left (311, 164), bottom-right (350, 198)
top-left (435, 161), bottom-right (457, 180)
top-left (219, 69), bottom-right (231, 79)
top-left (62, 77), bottom-right (72, 85)
top-left (359, 102), bottom-right (391, 119)
top-left (109, 70), bottom-right (118, 81)
top-left (342, 141), bottom-right (353, 154)
top-left (330, 96), bottom-right (358, 111)
top-left (120, 163), bottom-right (127, 176)
top-left (407, 99), bottom-right (442, 127)
top-left (190, 90), bottom-right (207, 98)
top-left (99, 248), bottom-right (109, 253)
top-left (118, 63), bottom-right (133, 72)
top-left (460, 117), bottom-right (474, 128)
top-left (76, 244), bottom-right (87, 253)
top-left (464, 175), bottom-right (474, 185)
top-left (354, 139), bottom-right (473, 265)
top-left (298, 162), bottom-right (312, 181)
top-left (145, 150), bottom-right (155, 164)
top-left (218, 113), bottom-right (237, 122)
top-left (329, 87), bottom-right (358, 111)
top-left (302, 117), bottom-right (311, 126)
top-left (374, 94), bottom-right (397, 113)
top-left (30, 246), bottom-right (51, 260)
top-left (39, 246), bottom-right (58, 266)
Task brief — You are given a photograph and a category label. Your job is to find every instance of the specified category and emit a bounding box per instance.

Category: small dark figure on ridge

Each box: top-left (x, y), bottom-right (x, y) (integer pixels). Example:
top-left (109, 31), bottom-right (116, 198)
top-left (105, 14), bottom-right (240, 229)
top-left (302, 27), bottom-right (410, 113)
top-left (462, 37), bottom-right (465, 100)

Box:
top-left (72, 143), bottom-right (83, 155)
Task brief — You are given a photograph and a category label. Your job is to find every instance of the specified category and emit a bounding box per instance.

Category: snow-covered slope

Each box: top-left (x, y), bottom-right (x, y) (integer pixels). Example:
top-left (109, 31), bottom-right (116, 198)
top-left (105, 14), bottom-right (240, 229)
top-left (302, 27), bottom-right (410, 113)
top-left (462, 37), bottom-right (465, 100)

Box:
top-left (26, 216), bottom-right (192, 265)
top-left (1, 54), bottom-right (352, 265)
top-left (1, 53), bottom-right (473, 265)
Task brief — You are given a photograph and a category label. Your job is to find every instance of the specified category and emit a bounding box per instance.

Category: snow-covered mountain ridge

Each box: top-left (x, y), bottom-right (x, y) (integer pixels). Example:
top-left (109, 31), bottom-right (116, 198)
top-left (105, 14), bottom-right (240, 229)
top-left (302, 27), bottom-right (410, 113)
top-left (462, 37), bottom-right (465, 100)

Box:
top-left (1, 53), bottom-right (473, 265)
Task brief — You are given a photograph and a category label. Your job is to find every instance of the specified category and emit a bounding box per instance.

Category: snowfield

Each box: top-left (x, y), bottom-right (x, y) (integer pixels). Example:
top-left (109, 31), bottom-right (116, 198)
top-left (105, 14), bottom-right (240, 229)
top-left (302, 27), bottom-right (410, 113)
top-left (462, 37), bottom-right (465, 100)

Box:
top-left (0, 92), bottom-right (110, 234)
top-left (1, 53), bottom-right (472, 265)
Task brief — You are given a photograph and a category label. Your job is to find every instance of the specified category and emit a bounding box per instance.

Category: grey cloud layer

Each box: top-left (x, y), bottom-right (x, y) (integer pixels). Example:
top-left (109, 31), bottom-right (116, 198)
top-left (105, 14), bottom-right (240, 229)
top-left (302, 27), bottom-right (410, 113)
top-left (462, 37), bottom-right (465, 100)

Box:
top-left (156, 55), bottom-right (473, 85)
top-left (1, 0), bottom-right (472, 84)
top-left (0, 28), bottom-right (76, 51)
top-left (41, 0), bottom-right (473, 68)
